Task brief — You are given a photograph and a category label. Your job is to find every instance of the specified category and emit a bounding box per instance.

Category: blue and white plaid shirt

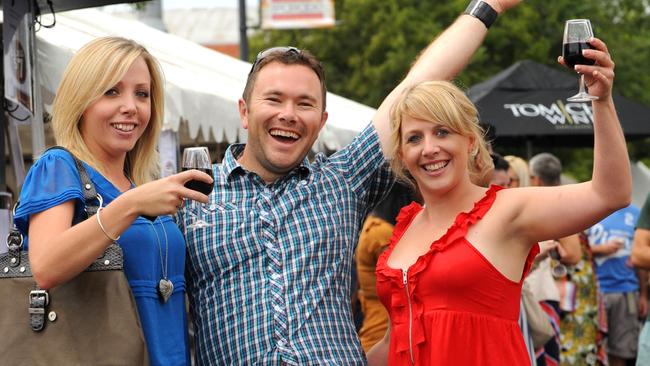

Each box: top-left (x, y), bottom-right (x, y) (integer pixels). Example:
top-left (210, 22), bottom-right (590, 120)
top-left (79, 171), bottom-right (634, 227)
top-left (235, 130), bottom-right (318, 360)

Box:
top-left (180, 124), bottom-right (393, 365)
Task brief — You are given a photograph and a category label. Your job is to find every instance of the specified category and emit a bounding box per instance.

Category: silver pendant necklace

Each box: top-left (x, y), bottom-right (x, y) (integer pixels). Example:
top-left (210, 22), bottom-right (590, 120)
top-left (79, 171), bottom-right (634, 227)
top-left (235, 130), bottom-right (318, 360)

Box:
top-left (148, 218), bottom-right (173, 303)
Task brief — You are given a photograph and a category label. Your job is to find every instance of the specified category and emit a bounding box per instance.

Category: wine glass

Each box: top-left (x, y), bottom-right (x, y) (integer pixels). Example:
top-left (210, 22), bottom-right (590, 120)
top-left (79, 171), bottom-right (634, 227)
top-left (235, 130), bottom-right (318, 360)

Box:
top-left (181, 147), bottom-right (214, 230)
top-left (563, 19), bottom-right (598, 102)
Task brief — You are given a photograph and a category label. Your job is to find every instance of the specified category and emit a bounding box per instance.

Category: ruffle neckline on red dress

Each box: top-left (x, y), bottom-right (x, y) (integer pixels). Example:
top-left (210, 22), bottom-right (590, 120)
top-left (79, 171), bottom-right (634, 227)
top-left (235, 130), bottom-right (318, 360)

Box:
top-left (375, 185), bottom-right (540, 363)
top-left (377, 185), bottom-right (540, 285)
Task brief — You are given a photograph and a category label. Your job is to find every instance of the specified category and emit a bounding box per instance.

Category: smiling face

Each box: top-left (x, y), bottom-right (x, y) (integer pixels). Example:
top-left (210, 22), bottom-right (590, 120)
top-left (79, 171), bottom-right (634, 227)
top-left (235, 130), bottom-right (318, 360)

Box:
top-left (390, 81), bottom-right (493, 191)
top-left (79, 57), bottom-right (151, 163)
top-left (399, 116), bottom-right (473, 195)
top-left (238, 61), bottom-right (328, 182)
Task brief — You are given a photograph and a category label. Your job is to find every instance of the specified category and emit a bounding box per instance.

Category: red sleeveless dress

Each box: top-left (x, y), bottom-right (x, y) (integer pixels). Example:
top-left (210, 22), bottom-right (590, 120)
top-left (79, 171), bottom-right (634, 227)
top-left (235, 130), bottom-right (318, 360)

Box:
top-left (375, 185), bottom-right (539, 365)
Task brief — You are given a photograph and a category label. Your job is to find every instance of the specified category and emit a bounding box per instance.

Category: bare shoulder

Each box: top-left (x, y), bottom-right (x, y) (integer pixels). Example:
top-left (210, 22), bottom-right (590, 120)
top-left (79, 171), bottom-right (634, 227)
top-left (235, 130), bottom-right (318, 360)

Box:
top-left (476, 187), bottom-right (532, 240)
top-left (488, 187), bottom-right (527, 219)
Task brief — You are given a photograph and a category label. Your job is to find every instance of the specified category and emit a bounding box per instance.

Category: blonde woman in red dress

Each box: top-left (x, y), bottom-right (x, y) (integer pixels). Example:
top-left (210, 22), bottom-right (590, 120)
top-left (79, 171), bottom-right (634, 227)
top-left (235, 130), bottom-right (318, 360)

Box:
top-left (367, 37), bottom-right (628, 365)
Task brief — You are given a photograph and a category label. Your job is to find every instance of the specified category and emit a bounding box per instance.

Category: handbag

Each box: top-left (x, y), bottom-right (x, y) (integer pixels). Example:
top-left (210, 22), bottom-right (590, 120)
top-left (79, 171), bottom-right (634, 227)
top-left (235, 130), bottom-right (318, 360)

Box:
top-left (0, 147), bottom-right (148, 365)
top-left (522, 280), bottom-right (555, 349)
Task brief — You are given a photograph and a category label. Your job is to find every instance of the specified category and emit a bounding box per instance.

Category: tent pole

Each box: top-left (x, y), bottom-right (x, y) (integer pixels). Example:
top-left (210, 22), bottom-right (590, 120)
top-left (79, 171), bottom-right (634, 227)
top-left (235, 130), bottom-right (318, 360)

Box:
top-left (0, 25), bottom-right (5, 192)
top-left (29, 7), bottom-right (45, 161)
top-left (239, 0), bottom-right (249, 61)
top-left (526, 140), bottom-right (533, 160)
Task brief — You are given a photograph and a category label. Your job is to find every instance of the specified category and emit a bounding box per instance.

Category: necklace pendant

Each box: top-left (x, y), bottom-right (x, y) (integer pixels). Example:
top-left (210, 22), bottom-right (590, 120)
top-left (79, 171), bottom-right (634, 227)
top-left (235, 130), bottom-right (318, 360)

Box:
top-left (158, 278), bottom-right (174, 303)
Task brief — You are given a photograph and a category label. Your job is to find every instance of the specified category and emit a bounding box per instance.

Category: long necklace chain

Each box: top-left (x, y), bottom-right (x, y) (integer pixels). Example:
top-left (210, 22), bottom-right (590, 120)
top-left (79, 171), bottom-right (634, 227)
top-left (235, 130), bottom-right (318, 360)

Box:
top-left (129, 175), bottom-right (172, 302)
top-left (147, 218), bottom-right (172, 302)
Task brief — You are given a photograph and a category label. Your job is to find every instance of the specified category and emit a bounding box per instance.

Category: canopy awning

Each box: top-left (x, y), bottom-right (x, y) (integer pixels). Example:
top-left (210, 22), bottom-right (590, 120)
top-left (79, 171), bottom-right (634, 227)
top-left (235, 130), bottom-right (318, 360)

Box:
top-left (467, 60), bottom-right (650, 147)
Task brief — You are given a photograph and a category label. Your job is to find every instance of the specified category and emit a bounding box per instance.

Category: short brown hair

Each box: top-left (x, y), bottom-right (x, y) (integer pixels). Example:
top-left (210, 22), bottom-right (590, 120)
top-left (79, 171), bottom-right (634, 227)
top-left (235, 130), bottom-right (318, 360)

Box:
top-left (242, 47), bottom-right (327, 110)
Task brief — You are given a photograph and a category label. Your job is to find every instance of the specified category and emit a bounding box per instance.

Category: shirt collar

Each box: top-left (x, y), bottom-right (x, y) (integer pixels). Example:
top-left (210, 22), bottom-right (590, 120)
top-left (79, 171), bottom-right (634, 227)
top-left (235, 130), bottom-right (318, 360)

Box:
top-left (223, 143), bottom-right (312, 180)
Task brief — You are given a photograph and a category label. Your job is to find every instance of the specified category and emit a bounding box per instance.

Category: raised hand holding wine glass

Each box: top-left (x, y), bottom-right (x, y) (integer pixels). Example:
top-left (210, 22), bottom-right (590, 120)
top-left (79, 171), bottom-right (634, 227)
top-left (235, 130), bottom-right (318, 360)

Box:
top-left (560, 33), bottom-right (615, 103)
top-left (562, 19), bottom-right (598, 102)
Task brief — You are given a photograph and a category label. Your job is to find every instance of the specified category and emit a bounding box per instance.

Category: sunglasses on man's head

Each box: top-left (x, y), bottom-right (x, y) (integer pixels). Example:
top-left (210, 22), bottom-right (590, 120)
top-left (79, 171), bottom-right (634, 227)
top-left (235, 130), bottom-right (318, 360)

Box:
top-left (248, 46), bottom-right (302, 75)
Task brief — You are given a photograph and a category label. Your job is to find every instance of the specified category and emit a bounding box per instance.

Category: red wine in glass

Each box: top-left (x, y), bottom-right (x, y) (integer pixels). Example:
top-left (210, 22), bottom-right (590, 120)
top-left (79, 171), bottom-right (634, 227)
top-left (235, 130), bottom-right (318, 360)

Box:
top-left (181, 147), bottom-right (215, 230)
top-left (563, 19), bottom-right (598, 102)
top-left (182, 167), bottom-right (214, 195)
top-left (562, 42), bottom-right (595, 69)
top-left (181, 147), bottom-right (213, 196)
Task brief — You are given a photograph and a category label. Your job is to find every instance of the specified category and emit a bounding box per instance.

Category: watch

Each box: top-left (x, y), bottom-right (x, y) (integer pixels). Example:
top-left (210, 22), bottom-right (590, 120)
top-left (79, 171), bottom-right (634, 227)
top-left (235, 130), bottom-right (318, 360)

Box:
top-left (464, 0), bottom-right (498, 29)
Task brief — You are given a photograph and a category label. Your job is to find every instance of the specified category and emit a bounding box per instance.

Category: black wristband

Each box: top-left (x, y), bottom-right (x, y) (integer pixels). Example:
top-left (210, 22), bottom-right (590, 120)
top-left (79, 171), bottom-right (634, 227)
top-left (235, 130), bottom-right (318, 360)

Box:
top-left (464, 0), bottom-right (498, 29)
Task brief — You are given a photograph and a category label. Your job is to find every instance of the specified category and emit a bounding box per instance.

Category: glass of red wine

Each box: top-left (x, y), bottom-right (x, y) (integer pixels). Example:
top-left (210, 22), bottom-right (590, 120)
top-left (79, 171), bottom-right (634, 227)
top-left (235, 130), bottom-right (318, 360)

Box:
top-left (563, 19), bottom-right (598, 102)
top-left (182, 147), bottom-right (214, 229)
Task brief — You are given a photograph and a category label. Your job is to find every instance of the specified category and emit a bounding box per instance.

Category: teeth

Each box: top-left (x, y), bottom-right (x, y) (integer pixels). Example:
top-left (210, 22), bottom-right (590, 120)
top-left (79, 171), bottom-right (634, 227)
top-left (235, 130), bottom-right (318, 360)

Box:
top-left (424, 161), bottom-right (447, 171)
top-left (112, 123), bottom-right (135, 132)
top-left (270, 129), bottom-right (299, 139)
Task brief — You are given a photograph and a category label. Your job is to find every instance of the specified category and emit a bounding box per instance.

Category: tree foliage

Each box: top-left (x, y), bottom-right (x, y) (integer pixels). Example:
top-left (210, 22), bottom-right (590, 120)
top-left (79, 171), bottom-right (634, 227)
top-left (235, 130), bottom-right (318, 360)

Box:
top-left (248, 0), bottom-right (650, 180)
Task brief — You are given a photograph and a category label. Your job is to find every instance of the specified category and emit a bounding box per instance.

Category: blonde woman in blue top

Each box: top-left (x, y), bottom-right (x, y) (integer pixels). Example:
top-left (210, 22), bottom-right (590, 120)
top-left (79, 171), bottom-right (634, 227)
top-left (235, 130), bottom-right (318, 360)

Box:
top-left (14, 37), bottom-right (212, 365)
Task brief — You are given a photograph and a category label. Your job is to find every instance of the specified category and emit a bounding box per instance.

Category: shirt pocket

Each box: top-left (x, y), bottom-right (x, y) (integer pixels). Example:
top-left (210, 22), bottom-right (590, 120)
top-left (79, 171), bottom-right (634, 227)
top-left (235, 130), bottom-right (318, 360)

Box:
top-left (184, 201), bottom-right (247, 236)
top-left (308, 192), bottom-right (357, 255)
top-left (184, 201), bottom-right (258, 269)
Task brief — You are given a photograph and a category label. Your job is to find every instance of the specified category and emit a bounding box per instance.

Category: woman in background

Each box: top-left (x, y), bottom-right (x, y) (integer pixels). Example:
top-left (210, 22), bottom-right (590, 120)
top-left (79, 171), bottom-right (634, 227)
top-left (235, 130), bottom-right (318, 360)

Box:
top-left (505, 155), bottom-right (530, 188)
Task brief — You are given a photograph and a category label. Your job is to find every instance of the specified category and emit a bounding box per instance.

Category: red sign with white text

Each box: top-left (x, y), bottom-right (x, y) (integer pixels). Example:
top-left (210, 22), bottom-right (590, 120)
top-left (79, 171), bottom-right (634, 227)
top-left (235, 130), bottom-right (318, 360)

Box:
top-left (261, 0), bottom-right (336, 29)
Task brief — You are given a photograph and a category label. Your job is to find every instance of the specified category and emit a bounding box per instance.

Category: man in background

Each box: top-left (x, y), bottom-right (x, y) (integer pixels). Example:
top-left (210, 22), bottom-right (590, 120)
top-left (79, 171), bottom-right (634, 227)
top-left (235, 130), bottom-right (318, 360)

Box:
top-left (589, 204), bottom-right (647, 366)
top-left (631, 193), bottom-right (650, 366)
top-left (490, 153), bottom-right (510, 187)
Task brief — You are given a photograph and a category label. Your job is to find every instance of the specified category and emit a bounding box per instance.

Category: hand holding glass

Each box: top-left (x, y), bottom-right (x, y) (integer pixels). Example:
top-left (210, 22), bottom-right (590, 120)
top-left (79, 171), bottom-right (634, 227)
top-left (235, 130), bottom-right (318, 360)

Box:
top-left (563, 19), bottom-right (598, 102)
top-left (181, 147), bottom-right (214, 230)
top-left (182, 147), bottom-right (214, 195)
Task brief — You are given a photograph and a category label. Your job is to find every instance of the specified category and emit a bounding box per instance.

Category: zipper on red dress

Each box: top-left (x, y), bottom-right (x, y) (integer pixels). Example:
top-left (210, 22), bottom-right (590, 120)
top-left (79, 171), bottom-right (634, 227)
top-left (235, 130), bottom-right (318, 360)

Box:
top-left (403, 269), bottom-right (415, 365)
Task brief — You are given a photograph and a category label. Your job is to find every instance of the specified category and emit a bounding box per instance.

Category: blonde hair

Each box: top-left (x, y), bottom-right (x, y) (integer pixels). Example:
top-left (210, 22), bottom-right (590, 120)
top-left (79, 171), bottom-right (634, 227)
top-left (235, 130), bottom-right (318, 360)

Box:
top-left (504, 155), bottom-right (530, 187)
top-left (52, 37), bottom-right (164, 185)
top-left (389, 80), bottom-right (493, 187)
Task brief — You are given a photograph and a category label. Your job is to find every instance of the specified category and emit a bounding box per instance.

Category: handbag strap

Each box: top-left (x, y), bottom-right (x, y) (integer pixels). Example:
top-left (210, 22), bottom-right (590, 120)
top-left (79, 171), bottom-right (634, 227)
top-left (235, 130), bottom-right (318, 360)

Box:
top-left (47, 146), bottom-right (100, 217)
top-left (6, 146), bottom-right (101, 256)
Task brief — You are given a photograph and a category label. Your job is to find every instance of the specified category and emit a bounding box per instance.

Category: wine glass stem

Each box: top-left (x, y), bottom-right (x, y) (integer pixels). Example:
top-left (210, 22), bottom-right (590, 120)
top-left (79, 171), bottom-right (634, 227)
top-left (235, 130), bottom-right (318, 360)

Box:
top-left (578, 73), bottom-right (587, 94)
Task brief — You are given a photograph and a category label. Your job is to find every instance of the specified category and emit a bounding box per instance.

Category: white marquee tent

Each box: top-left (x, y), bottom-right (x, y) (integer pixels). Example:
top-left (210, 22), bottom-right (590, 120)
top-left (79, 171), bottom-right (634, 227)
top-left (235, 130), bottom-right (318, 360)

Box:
top-left (33, 8), bottom-right (373, 152)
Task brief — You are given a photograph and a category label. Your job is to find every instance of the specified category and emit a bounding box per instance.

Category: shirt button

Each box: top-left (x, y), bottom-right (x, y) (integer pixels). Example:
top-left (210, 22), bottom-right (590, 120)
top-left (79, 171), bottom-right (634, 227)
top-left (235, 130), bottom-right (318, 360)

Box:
top-left (299, 180), bottom-right (308, 186)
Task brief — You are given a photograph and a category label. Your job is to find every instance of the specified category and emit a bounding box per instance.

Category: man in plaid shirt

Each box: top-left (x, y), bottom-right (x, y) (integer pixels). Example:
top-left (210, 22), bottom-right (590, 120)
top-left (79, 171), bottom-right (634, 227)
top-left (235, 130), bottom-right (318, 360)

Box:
top-left (180, 1), bottom-right (522, 364)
